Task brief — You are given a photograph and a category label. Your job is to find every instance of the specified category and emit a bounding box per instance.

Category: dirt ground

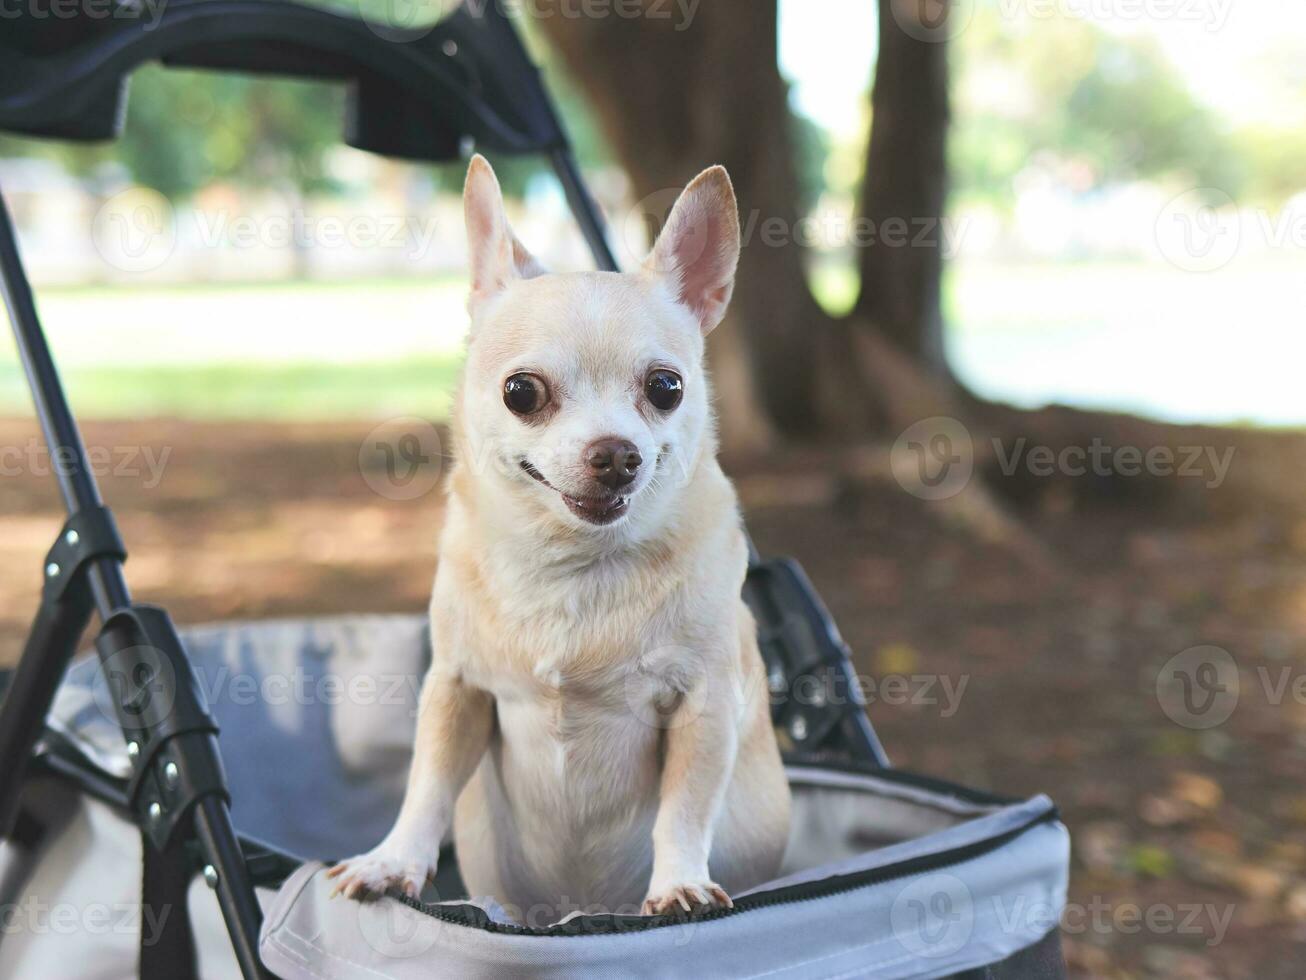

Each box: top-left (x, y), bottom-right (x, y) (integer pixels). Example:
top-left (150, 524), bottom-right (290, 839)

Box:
top-left (2, 415), bottom-right (1305, 978)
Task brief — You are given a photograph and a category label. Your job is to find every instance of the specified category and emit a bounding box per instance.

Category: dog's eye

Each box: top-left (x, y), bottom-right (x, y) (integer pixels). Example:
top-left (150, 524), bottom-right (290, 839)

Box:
top-left (504, 373), bottom-right (549, 416)
top-left (645, 370), bottom-right (683, 412)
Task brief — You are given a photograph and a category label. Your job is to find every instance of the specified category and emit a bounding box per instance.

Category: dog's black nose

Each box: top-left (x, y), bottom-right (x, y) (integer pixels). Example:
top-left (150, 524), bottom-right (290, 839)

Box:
top-left (586, 438), bottom-right (642, 490)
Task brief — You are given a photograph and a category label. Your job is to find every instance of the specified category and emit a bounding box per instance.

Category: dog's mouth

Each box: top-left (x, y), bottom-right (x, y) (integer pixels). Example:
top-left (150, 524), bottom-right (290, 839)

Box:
top-left (520, 460), bottom-right (630, 526)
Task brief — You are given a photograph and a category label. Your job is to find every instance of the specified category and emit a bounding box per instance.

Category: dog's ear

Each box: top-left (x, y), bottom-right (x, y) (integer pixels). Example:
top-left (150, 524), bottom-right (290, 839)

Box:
top-left (645, 166), bottom-right (741, 335)
top-left (464, 154), bottom-right (544, 308)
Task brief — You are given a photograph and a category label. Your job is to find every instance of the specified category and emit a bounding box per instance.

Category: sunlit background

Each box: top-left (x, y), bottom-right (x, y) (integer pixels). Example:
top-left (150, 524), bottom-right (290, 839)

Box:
top-left (2, 0), bottom-right (1304, 424)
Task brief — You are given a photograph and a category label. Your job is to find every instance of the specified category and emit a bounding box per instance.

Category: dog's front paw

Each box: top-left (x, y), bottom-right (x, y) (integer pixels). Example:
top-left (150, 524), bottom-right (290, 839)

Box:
top-left (641, 880), bottom-right (734, 916)
top-left (326, 846), bottom-right (436, 901)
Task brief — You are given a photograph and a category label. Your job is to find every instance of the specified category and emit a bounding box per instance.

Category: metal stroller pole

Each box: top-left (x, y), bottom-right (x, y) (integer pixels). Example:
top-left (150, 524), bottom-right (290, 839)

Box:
top-left (0, 189), bottom-right (127, 833)
top-left (0, 194), bottom-right (130, 614)
top-left (549, 147), bottom-right (619, 273)
top-left (0, 188), bottom-right (271, 980)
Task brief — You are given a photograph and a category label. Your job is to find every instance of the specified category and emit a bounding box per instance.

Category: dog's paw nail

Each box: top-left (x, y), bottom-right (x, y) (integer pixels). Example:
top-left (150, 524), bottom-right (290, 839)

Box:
top-left (327, 851), bottom-right (435, 902)
top-left (643, 881), bottom-right (732, 916)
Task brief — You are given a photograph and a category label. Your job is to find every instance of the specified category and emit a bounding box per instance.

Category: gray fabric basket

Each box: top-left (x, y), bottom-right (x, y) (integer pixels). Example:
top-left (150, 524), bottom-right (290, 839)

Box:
top-left (0, 616), bottom-right (1069, 979)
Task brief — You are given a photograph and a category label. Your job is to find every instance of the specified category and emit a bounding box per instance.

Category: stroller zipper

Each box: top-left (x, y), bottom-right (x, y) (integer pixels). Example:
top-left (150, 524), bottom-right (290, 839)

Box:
top-left (394, 803), bottom-right (1060, 937)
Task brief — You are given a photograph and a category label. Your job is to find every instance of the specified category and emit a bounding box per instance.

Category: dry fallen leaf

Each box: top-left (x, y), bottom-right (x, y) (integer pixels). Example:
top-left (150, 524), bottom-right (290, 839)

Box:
top-left (1172, 771), bottom-right (1223, 810)
top-left (1230, 865), bottom-right (1287, 902)
top-left (1140, 793), bottom-right (1188, 827)
top-left (1187, 828), bottom-right (1242, 858)
top-left (1285, 883), bottom-right (1306, 921)
top-left (873, 642), bottom-right (919, 675)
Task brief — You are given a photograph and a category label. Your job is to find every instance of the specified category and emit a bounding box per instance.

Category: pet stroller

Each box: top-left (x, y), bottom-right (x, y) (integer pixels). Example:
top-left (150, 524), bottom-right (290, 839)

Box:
top-left (0, 2), bottom-right (1070, 977)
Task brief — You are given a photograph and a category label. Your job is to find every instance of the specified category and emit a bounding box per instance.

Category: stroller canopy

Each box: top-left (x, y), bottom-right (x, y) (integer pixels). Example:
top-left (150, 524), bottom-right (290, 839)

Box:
top-left (0, 0), bottom-right (568, 160)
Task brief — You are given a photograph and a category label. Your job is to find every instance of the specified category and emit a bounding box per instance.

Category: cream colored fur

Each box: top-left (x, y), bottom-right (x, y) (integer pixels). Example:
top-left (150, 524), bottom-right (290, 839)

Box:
top-left (328, 156), bottom-right (790, 920)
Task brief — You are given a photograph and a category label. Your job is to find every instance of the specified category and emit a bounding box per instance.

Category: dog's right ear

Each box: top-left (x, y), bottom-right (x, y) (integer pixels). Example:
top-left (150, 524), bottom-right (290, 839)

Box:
top-left (464, 154), bottom-right (544, 310)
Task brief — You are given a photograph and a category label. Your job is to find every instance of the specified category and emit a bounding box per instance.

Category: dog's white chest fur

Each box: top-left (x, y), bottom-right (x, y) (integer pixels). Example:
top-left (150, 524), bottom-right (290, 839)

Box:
top-left (471, 628), bottom-right (672, 787)
top-left (449, 563), bottom-right (698, 912)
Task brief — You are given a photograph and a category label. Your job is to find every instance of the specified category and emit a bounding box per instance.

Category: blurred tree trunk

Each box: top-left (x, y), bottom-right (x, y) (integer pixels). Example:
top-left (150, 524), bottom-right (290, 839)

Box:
top-left (854, 0), bottom-right (951, 375)
top-left (536, 0), bottom-right (955, 450)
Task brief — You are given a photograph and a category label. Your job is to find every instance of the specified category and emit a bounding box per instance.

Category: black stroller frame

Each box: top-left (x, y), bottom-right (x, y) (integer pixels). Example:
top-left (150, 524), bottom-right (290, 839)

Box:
top-left (0, 3), bottom-right (890, 978)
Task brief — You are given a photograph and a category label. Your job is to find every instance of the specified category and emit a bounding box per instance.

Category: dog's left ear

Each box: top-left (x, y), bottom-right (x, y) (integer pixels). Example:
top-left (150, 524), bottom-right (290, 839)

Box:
top-left (645, 166), bottom-right (741, 335)
top-left (464, 154), bottom-right (545, 309)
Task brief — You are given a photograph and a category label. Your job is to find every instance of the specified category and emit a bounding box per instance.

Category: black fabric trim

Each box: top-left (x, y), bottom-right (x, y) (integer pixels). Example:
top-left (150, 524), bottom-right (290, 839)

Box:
top-left (395, 804), bottom-right (1060, 938)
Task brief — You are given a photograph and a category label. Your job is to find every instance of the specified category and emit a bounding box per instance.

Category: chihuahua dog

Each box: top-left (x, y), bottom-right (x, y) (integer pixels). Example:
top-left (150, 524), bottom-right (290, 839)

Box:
top-left (328, 156), bottom-right (790, 919)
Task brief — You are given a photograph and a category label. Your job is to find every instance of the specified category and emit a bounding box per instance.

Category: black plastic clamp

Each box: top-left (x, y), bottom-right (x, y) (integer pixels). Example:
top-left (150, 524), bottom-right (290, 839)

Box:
top-left (95, 605), bottom-right (228, 850)
top-left (41, 505), bottom-right (126, 603)
top-left (745, 557), bottom-right (889, 767)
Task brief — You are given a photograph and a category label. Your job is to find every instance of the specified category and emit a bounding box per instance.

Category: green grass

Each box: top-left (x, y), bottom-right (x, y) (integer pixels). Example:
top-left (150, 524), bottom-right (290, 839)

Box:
top-left (0, 277), bottom-right (470, 419)
top-left (0, 356), bottom-right (464, 420)
top-left (2, 262), bottom-right (1299, 426)
top-left (30, 275), bottom-right (463, 300)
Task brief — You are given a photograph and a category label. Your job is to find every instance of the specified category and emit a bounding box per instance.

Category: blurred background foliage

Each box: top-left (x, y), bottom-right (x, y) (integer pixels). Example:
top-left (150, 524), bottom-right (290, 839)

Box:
top-left (0, 12), bottom-right (1294, 210)
top-left (0, 0), bottom-right (1302, 430)
top-left (951, 15), bottom-right (1245, 206)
